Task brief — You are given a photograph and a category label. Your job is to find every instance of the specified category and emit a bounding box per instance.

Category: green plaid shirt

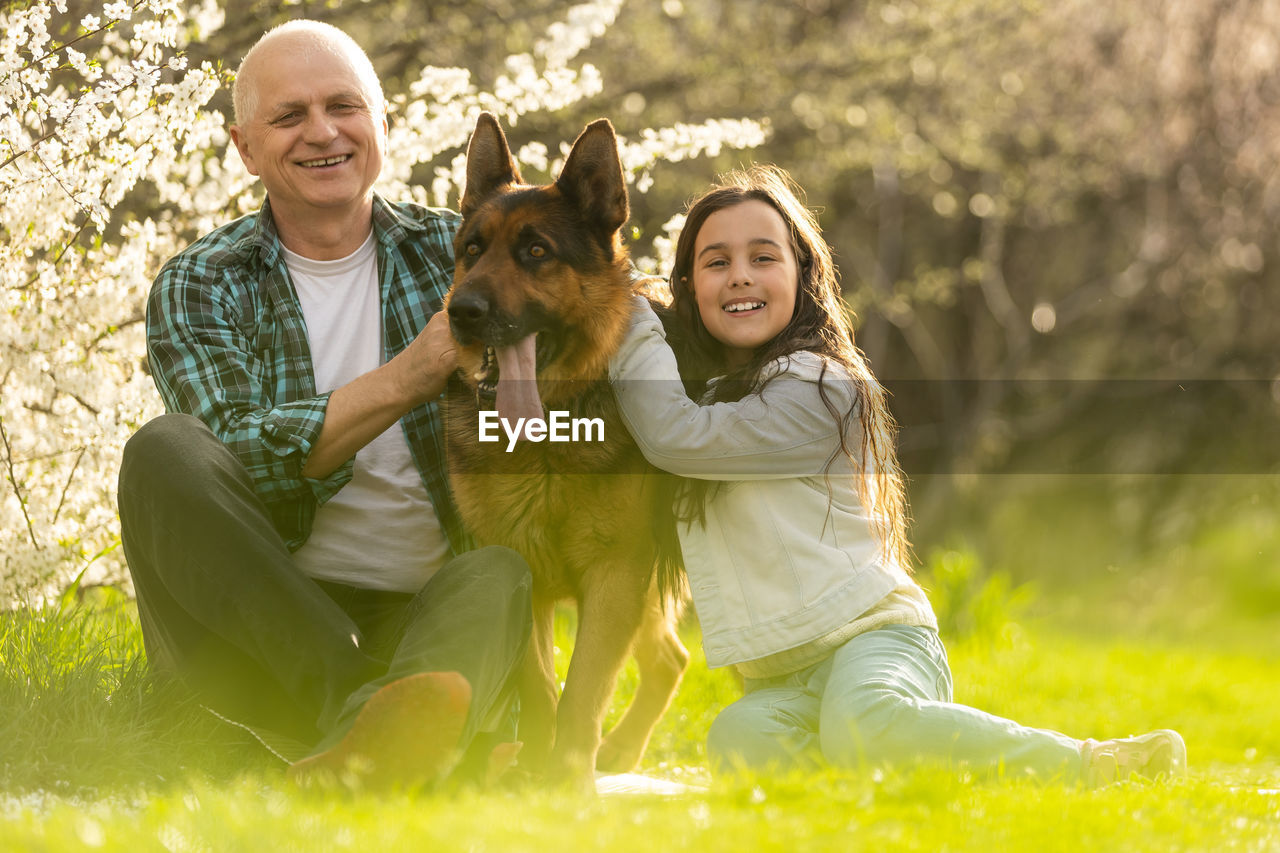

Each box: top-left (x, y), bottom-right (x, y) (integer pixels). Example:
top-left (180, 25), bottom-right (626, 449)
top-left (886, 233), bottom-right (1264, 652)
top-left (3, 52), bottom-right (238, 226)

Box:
top-left (146, 194), bottom-right (472, 556)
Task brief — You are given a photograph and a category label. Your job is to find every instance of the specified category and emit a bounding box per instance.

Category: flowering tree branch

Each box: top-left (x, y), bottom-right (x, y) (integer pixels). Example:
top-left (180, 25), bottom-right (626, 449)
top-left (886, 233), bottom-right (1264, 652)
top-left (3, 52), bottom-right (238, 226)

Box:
top-left (0, 414), bottom-right (41, 551)
top-left (0, 0), bottom-right (765, 604)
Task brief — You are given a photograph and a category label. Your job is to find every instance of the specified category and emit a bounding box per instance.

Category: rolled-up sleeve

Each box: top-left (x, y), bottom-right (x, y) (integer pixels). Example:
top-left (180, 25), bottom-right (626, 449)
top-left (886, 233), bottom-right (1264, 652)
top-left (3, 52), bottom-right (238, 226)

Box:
top-left (146, 261), bottom-right (353, 509)
top-left (609, 298), bottom-right (860, 480)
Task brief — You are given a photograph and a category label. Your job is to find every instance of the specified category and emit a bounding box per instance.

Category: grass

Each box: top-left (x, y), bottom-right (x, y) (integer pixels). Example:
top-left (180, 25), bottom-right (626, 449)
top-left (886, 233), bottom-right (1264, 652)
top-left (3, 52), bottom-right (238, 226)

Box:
top-left (2, 638), bottom-right (1277, 852)
top-left (3, 769), bottom-right (1275, 852)
top-left (2, 481), bottom-right (1279, 851)
top-left (0, 598), bottom-right (263, 794)
top-left (2, 611), bottom-right (1276, 850)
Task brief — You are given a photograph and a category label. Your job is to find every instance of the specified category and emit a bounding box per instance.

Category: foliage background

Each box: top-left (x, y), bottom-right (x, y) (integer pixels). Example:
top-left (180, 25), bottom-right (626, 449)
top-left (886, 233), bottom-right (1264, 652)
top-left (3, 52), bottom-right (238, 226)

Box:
top-left (4, 0), bottom-right (1280, 619)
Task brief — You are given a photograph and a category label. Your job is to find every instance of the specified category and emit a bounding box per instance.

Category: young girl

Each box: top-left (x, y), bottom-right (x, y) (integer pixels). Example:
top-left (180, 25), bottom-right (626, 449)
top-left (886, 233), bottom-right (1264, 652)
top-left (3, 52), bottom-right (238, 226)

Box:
top-left (609, 165), bottom-right (1186, 785)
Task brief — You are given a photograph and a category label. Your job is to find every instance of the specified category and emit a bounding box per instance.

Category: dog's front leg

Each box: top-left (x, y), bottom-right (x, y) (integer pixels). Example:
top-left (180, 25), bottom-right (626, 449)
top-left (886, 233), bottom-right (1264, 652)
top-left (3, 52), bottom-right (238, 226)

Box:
top-left (549, 568), bottom-right (648, 788)
top-left (516, 593), bottom-right (559, 775)
top-left (596, 589), bottom-right (689, 772)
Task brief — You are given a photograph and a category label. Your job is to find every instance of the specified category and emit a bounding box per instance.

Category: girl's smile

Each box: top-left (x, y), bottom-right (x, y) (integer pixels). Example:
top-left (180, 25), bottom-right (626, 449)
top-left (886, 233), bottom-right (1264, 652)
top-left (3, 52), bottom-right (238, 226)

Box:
top-left (691, 199), bottom-right (799, 367)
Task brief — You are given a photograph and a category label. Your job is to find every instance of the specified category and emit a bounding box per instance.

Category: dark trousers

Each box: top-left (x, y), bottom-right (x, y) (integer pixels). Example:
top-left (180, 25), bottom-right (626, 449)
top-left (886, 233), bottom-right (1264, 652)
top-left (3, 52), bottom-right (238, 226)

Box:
top-left (117, 413), bottom-right (531, 760)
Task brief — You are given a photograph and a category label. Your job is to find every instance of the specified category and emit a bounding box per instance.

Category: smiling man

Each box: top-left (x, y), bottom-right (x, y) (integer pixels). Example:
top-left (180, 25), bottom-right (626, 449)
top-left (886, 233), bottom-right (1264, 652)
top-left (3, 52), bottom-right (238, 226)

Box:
top-left (229, 27), bottom-right (386, 259)
top-left (117, 21), bottom-right (532, 788)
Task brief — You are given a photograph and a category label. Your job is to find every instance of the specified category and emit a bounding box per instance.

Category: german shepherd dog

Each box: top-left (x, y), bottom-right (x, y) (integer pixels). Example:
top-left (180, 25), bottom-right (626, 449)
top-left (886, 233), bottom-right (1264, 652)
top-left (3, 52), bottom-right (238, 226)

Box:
top-left (443, 113), bottom-right (688, 785)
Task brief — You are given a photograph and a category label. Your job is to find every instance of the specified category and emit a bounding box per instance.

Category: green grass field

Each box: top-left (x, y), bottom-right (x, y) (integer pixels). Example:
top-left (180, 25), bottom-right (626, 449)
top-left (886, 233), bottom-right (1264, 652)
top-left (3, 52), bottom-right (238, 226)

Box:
top-left (2, 481), bottom-right (1278, 851)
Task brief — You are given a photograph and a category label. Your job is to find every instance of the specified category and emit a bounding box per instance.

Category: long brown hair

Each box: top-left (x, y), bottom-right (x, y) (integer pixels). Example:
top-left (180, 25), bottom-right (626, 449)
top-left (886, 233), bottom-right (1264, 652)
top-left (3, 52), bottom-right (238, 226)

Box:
top-left (668, 165), bottom-right (912, 570)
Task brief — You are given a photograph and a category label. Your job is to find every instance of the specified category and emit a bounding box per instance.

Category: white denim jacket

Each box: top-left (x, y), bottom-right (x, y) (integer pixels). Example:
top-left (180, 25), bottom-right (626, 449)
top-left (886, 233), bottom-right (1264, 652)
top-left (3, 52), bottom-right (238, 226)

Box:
top-left (609, 300), bottom-right (926, 669)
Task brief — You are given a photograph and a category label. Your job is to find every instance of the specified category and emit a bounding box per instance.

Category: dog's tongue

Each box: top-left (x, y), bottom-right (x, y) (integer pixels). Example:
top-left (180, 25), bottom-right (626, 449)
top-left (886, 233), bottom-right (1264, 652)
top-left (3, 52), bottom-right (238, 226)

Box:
top-left (494, 333), bottom-right (543, 426)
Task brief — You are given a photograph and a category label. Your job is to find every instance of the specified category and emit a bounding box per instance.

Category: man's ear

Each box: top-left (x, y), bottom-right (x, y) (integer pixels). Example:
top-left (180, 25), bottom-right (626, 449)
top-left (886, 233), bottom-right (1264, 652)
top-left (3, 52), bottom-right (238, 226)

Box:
top-left (461, 113), bottom-right (523, 216)
top-left (229, 125), bottom-right (261, 177)
top-left (556, 119), bottom-right (628, 237)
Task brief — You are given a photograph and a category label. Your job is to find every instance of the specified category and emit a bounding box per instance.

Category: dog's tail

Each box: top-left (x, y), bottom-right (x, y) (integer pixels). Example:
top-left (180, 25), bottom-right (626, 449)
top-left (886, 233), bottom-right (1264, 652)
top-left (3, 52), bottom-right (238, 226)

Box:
top-left (651, 471), bottom-right (687, 607)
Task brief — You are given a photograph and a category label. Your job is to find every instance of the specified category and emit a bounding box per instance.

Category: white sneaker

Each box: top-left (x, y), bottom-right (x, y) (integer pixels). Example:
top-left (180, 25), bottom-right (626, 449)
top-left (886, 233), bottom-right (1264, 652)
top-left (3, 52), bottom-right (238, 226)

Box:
top-left (1081, 729), bottom-right (1187, 787)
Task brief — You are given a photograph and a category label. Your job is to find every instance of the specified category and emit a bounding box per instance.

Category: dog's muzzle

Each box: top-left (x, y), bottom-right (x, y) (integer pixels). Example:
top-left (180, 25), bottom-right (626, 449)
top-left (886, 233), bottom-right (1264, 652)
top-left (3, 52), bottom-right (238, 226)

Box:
top-left (447, 291), bottom-right (490, 344)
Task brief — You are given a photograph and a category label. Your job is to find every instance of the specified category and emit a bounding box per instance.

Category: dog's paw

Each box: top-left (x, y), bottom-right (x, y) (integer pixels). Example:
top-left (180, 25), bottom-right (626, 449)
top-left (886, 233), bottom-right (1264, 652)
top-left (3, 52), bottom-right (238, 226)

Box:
top-left (595, 737), bottom-right (642, 774)
top-left (544, 749), bottom-right (599, 796)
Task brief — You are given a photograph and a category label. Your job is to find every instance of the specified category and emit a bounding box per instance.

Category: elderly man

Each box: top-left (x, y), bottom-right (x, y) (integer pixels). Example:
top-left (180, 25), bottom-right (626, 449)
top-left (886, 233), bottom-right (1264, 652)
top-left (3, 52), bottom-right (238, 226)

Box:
top-left (117, 20), bottom-right (531, 787)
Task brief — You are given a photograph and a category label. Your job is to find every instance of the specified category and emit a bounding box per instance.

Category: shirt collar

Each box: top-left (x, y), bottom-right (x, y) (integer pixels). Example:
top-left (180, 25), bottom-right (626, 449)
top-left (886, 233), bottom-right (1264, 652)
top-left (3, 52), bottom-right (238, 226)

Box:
top-left (371, 193), bottom-right (428, 247)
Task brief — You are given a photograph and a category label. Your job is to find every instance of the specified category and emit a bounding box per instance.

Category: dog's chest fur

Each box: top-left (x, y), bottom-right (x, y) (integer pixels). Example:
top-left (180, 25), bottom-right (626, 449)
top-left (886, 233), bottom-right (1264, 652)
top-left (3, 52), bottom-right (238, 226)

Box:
top-left (444, 380), bottom-right (653, 597)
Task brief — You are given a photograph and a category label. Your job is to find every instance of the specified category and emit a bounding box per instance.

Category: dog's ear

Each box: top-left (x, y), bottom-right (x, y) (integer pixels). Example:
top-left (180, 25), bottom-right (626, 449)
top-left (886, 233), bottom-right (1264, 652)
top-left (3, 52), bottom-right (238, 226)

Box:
top-left (461, 112), bottom-right (523, 216)
top-left (556, 119), bottom-right (629, 236)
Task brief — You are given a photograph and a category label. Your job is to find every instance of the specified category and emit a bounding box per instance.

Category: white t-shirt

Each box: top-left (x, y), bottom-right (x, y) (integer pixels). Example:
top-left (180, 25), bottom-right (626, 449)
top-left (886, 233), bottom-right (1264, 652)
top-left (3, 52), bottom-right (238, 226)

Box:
top-left (284, 231), bottom-right (449, 592)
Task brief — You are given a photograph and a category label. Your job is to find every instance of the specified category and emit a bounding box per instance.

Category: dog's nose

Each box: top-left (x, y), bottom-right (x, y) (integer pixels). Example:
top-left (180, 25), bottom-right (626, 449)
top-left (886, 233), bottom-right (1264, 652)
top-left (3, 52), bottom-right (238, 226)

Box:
top-left (447, 291), bottom-right (490, 337)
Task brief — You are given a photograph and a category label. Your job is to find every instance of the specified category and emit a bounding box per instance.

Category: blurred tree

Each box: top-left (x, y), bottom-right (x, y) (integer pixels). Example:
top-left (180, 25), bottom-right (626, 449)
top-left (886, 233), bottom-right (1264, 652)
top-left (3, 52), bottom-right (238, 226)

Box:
top-left (567, 0), bottom-right (1280, 539)
top-left (573, 0), bottom-right (1280, 521)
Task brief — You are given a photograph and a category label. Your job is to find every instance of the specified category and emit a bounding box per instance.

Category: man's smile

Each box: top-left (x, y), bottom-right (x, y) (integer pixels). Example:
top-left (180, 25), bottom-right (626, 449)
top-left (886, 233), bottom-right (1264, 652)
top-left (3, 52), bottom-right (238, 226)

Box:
top-left (298, 154), bottom-right (353, 168)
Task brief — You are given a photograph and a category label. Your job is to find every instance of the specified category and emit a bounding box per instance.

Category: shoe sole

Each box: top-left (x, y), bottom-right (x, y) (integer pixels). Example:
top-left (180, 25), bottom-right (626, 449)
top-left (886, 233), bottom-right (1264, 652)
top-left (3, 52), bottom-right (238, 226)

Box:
top-left (290, 671), bottom-right (472, 789)
top-left (1084, 728), bottom-right (1189, 787)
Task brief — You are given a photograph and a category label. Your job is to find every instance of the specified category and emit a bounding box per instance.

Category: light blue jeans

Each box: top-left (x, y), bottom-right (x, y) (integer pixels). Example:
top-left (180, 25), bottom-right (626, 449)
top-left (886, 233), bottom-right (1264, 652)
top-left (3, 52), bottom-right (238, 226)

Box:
top-left (707, 625), bottom-right (1084, 780)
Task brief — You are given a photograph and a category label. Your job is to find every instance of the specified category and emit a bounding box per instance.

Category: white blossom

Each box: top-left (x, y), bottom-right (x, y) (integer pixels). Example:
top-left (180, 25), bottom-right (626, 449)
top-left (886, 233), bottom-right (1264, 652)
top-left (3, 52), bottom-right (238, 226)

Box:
top-left (102, 3), bottom-right (132, 22)
top-left (516, 141), bottom-right (550, 175)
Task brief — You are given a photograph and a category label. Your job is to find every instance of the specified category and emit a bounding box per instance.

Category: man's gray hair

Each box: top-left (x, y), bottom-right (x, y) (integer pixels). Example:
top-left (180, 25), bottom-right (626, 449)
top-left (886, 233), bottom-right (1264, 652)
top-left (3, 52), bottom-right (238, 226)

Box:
top-left (231, 20), bottom-right (386, 127)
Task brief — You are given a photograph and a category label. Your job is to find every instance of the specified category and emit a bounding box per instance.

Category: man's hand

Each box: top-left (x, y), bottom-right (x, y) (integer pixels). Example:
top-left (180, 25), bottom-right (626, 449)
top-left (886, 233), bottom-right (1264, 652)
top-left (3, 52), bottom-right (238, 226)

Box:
top-left (301, 310), bottom-right (458, 479)
top-left (389, 309), bottom-right (458, 408)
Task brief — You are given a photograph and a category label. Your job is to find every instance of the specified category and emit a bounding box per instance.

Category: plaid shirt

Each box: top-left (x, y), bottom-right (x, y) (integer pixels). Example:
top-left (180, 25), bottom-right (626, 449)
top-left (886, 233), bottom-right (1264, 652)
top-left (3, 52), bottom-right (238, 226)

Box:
top-left (146, 194), bottom-right (472, 556)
